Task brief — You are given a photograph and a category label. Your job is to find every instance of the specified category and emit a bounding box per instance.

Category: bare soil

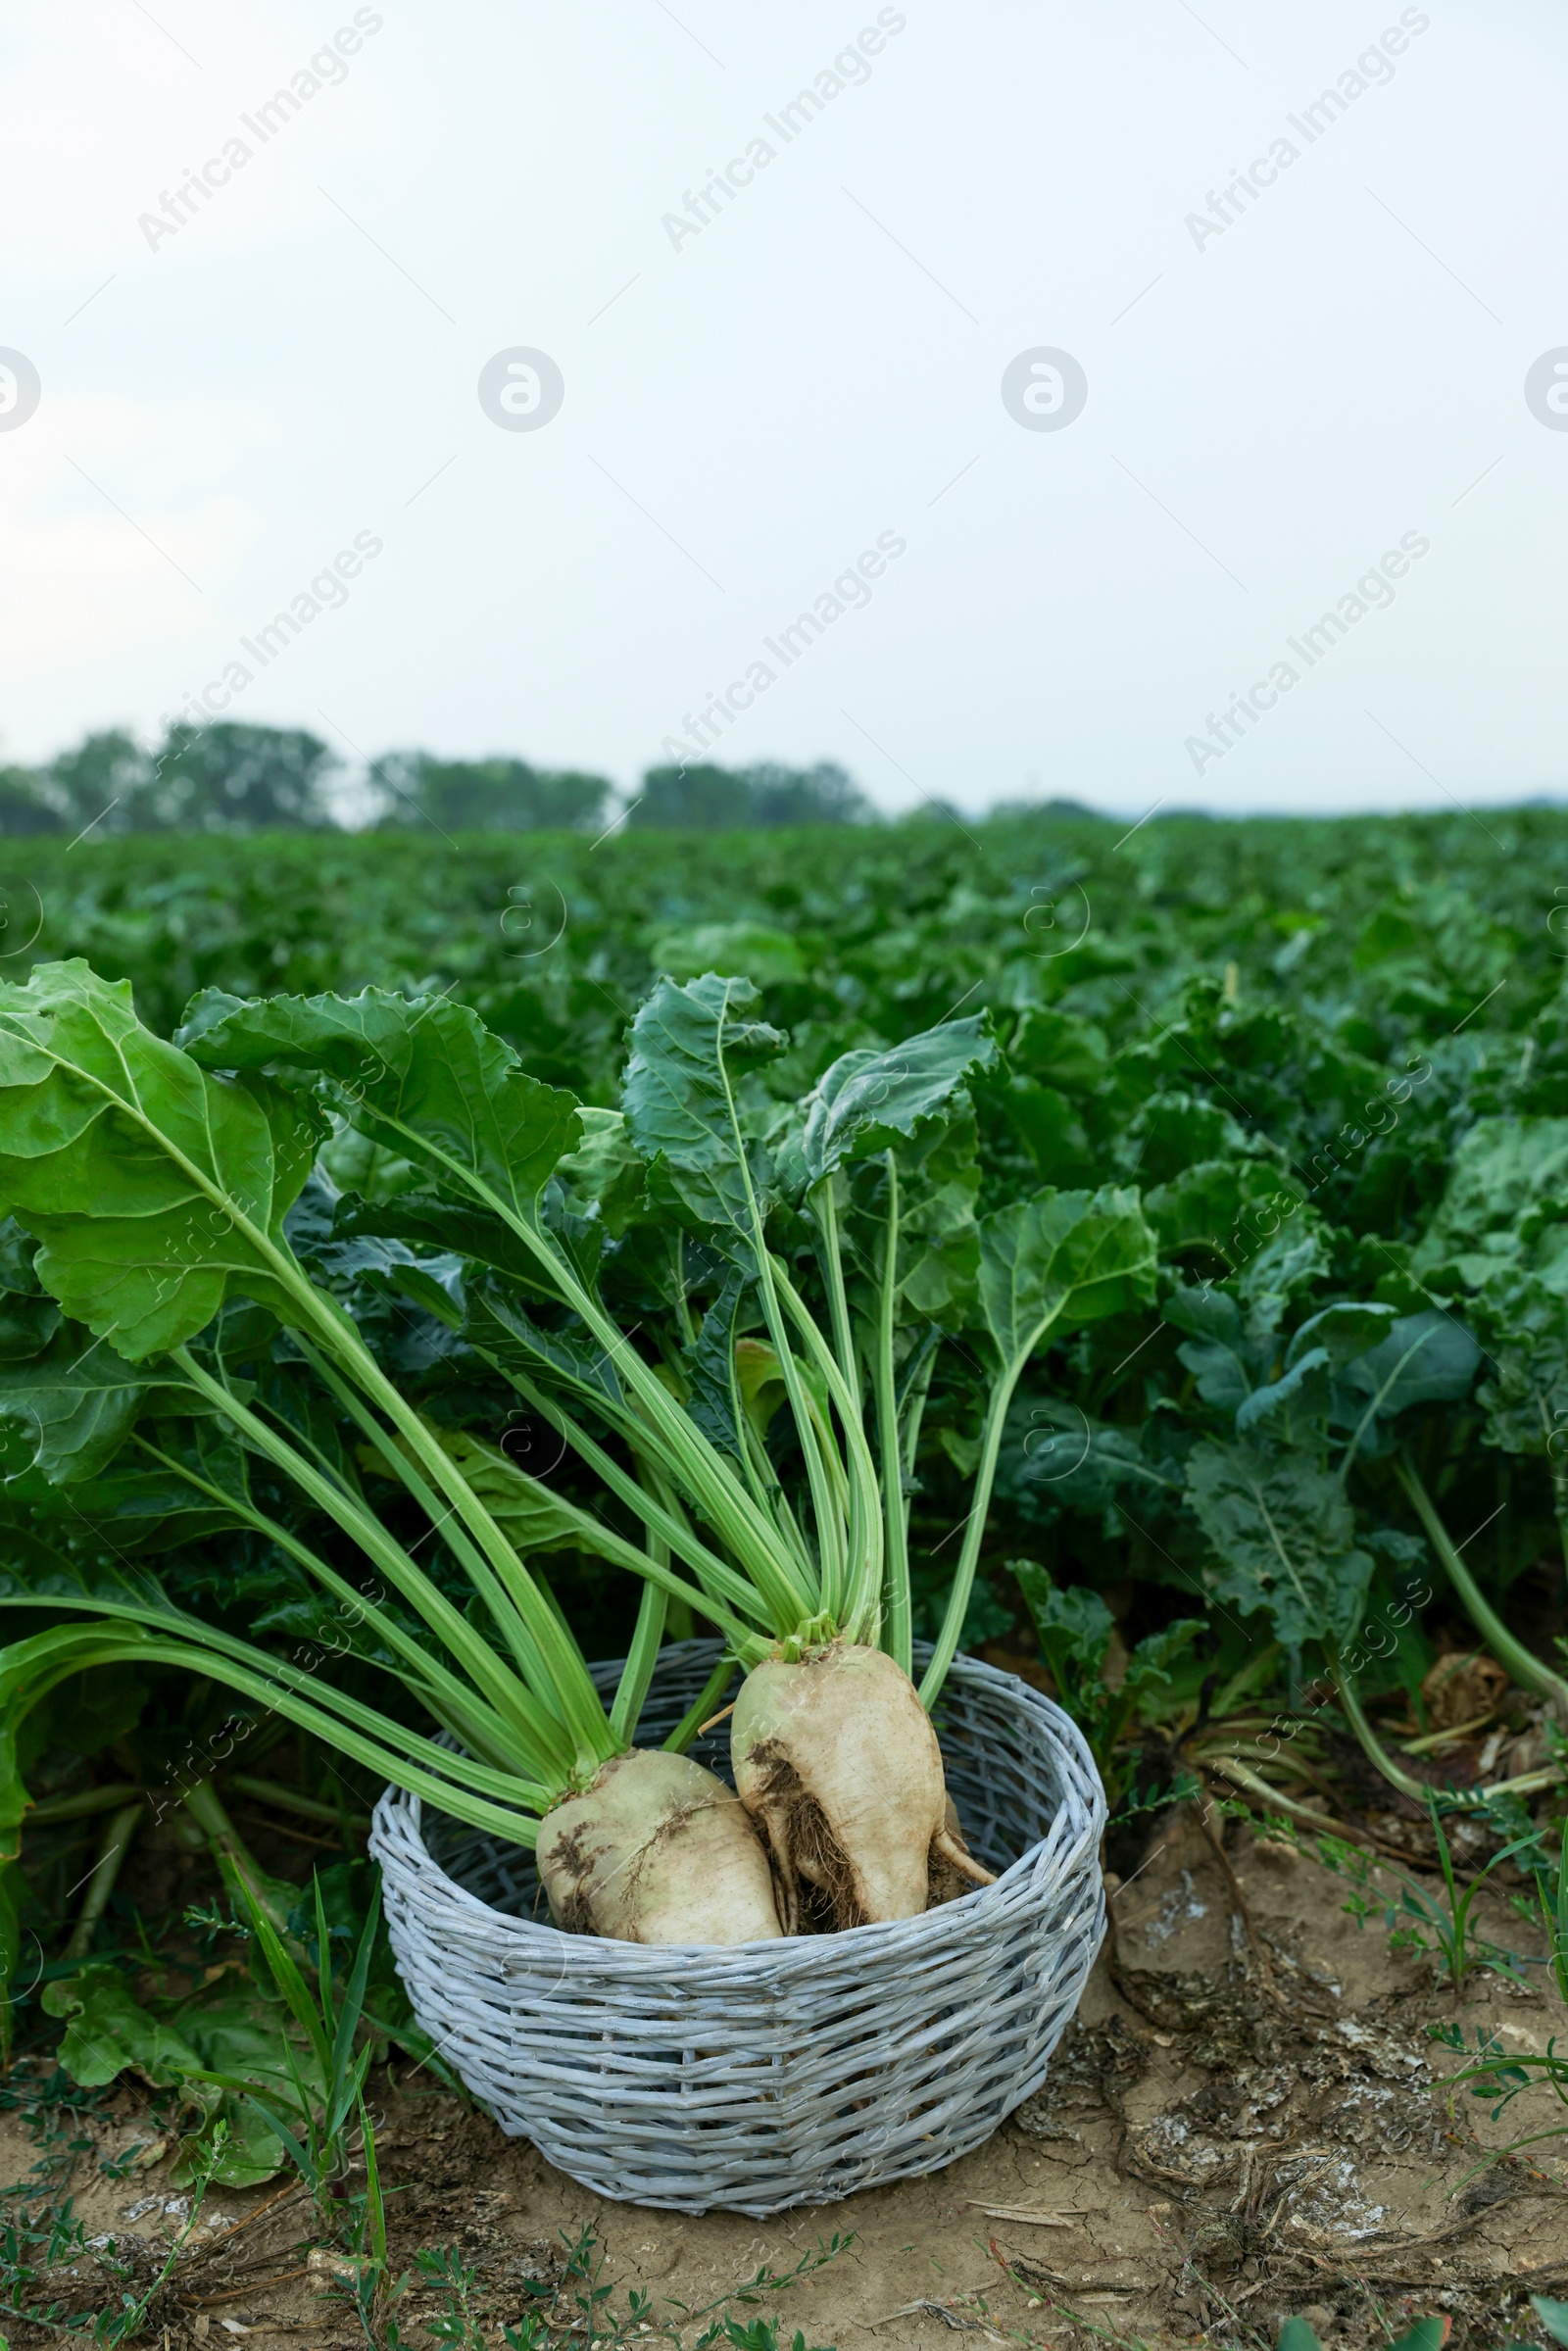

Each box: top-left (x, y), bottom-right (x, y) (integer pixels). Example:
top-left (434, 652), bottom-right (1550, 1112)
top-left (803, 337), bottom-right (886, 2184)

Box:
top-left (4, 1805), bottom-right (1565, 2349)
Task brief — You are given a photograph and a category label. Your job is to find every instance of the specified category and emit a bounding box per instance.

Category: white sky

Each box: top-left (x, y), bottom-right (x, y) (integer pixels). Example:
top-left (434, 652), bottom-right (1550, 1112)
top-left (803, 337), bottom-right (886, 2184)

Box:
top-left (1, 0), bottom-right (1564, 817)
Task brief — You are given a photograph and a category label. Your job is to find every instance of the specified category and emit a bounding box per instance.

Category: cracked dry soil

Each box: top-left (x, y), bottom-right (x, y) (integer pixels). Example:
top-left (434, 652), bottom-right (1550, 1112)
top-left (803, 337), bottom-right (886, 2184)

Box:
top-left (5, 1804), bottom-right (1566, 2350)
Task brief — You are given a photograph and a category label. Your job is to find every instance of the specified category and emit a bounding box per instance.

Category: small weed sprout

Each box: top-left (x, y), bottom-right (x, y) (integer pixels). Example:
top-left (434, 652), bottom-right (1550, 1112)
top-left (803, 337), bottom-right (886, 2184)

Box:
top-left (1316, 1800), bottom-right (1535, 1993)
top-left (1430, 2020), bottom-right (1568, 2180)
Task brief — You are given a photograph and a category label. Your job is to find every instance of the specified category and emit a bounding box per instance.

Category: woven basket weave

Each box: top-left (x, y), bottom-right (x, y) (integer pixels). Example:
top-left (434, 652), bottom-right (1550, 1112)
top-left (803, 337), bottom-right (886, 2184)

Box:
top-left (370, 1640), bottom-right (1105, 2216)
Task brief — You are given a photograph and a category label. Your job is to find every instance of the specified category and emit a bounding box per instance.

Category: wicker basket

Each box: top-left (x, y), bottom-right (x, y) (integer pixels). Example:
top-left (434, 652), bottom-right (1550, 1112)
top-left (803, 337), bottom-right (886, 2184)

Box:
top-left (370, 1640), bottom-right (1105, 2216)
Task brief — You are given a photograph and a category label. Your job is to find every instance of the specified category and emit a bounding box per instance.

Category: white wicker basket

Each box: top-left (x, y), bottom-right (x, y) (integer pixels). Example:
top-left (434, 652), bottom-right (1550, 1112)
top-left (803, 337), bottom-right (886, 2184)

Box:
top-left (370, 1640), bottom-right (1105, 2216)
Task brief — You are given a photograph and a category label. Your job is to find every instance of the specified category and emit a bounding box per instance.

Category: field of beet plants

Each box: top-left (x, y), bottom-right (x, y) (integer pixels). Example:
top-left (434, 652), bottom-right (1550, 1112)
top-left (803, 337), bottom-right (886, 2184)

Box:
top-left (0, 805), bottom-right (1566, 2351)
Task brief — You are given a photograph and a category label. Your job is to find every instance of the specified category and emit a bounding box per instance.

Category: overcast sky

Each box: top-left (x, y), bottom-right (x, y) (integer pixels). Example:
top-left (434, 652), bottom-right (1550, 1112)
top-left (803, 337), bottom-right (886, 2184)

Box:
top-left (2, 0), bottom-right (1564, 817)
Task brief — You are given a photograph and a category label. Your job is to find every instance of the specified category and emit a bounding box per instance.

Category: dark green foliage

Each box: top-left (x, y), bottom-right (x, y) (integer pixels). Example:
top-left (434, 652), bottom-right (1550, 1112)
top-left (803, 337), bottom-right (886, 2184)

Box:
top-left (147, 723), bottom-right (341, 832)
top-left (631, 759), bottom-right (871, 829)
top-left (0, 765), bottom-right (61, 836)
top-left (371, 752), bottom-right (612, 835)
top-left (1011, 1558), bottom-right (1201, 1803)
top-left (0, 722), bottom-right (342, 836)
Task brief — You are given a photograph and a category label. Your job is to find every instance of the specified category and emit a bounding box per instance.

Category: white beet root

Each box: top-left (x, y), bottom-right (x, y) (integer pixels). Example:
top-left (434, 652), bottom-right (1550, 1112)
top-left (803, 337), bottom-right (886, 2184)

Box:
top-left (538, 1748), bottom-right (784, 1944)
top-left (731, 1641), bottom-right (996, 1931)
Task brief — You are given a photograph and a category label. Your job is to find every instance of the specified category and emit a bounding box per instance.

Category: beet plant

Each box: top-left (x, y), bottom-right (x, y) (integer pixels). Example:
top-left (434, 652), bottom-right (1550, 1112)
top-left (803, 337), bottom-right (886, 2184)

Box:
top-left (0, 962), bottom-right (1155, 1942)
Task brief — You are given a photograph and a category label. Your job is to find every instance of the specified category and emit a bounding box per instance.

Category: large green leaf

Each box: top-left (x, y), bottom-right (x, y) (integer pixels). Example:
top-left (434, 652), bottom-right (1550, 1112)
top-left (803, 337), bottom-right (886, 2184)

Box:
top-left (465, 1279), bottom-right (627, 1416)
top-left (41, 1966), bottom-right (295, 2186)
top-left (1332, 1309), bottom-right (1481, 1440)
top-left (681, 1261), bottom-right (761, 1463)
top-left (553, 1105), bottom-right (648, 1238)
top-left (0, 1323), bottom-right (199, 1482)
top-left (0, 1215), bottom-right (59, 1361)
top-left (178, 986), bottom-right (581, 1229)
top-left (1287, 1301), bottom-right (1397, 1370)
top-left (842, 1100), bottom-right (985, 1326)
top-left (0, 1216), bottom-right (41, 1295)
top-left (1477, 1273), bottom-right (1568, 1461)
top-left (1414, 1115), bottom-right (1568, 1288)
top-left (1014, 1558), bottom-right (1113, 1685)
top-left (1167, 1231), bottom-right (1342, 1418)
top-left (999, 1396), bottom-right (1185, 1518)
top-left (1235, 1347), bottom-right (1333, 1445)
top-left (1235, 1225), bottom-right (1331, 1331)
top-left (1122, 1090), bottom-right (1241, 1184)
top-left (799, 1015), bottom-right (997, 1185)
top-left (1005, 1006), bottom-right (1109, 1094)
top-left (1145, 1158), bottom-right (1301, 1259)
top-left (1122, 1616), bottom-right (1205, 1698)
top-left (1186, 1438), bottom-right (1372, 1649)
top-left (620, 973), bottom-right (784, 1233)
top-left (0, 1290), bottom-right (60, 1361)
top-left (43, 1962), bottom-right (209, 2093)
top-left (1531, 2295), bottom-right (1568, 2350)
top-left (1168, 1284), bottom-right (1264, 1415)
top-left (649, 918), bottom-right (805, 985)
top-left (918, 1185), bottom-right (1159, 1707)
top-left (0, 963), bottom-right (326, 1359)
top-left (1231, 1290), bottom-right (1404, 1453)
top-left (63, 1415), bottom-right (270, 1554)
top-left (329, 1190), bottom-right (546, 1296)
top-left (977, 1186), bottom-right (1157, 1375)
top-left (424, 1427), bottom-right (625, 1561)
top-left (0, 1535), bottom-right (189, 1638)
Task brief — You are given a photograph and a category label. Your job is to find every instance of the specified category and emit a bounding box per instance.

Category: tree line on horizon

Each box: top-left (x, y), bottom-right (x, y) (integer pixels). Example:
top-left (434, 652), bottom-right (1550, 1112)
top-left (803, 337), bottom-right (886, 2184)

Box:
top-left (0, 723), bottom-right (882, 837)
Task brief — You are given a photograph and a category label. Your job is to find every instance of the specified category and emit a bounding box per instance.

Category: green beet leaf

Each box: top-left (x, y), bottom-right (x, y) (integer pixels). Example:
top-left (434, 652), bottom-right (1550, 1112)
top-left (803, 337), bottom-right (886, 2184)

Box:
top-left (1186, 1439), bottom-right (1372, 1650)
top-left (41, 1966), bottom-right (299, 2186)
top-left (682, 1261), bottom-right (765, 1463)
top-left (1476, 1274), bottom-right (1568, 1548)
top-left (917, 1188), bottom-right (1156, 1702)
top-left (0, 1323), bottom-right (202, 1482)
top-left (1015, 1559), bottom-right (1113, 1689)
top-left (999, 1396), bottom-right (1186, 1520)
top-left (43, 1961), bottom-right (211, 2093)
top-left (799, 1014), bottom-right (997, 1186)
top-left (977, 1186), bottom-right (1157, 1376)
top-left (1012, 1556), bottom-right (1202, 1800)
top-left (554, 1104), bottom-right (649, 1238)
top-left (177, 985), bottom-right (582, 1231)
top-left (1145, 1157), bottom-right (1301, 1258)
top-left (0, 963), bottom-right (327, 1360)
top-left (1332, 1308), bottom-right (1481, 1447)
top-left (621, 972), bottom-right (785, 1234)
top-left (426, 1427), bottom-right (629, 1562)
top-left (1413, 1114), bottom-right (1568, 1287)
top-left (1235, 1347), bottom-right (1333, 1446)
top-left (1286, 1300), bottom-right (1397, 1369)
top-left (648, 917), bottom-right (805, 985)
top-left (1531, 2295), bottom-right (1568, 2349)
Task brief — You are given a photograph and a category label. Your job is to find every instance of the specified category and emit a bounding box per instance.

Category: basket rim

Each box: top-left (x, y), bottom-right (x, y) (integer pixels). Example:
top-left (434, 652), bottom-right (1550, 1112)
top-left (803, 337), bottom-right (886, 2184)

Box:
top-left (371, 1643), bottom-right (1106, 1963)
